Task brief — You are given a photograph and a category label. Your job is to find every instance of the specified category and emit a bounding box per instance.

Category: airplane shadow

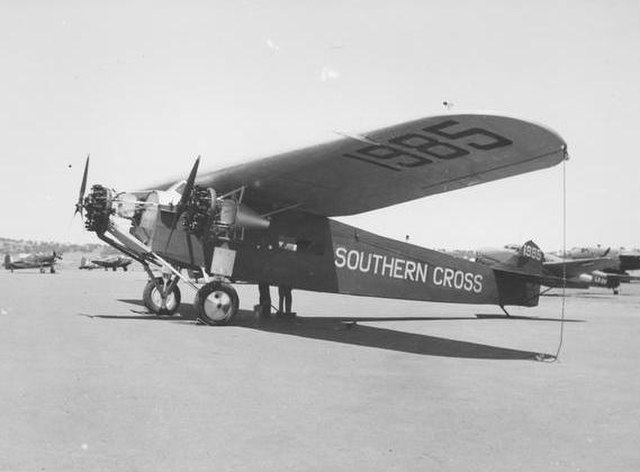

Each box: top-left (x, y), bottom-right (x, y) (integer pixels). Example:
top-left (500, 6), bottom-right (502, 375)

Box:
top-left (242, 317), bottom-right (551, 361)
top-left (307, 314), bottom-right (583, 323)
top-left (97, 300), bottom-right (563, 361)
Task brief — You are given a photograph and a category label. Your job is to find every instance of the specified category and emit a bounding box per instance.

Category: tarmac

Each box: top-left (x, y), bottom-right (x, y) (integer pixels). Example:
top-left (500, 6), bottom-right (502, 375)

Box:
top-left (0, 269), bottom-right (639, 471)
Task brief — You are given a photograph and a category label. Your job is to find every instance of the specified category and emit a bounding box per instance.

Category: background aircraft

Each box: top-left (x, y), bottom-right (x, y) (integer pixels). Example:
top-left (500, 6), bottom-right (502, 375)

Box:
top-left (476, 244), bottom-right (622, 293)
top-left (4, 251), bottom-right (62, 273)
top-left (75, 113), bottom-right (567, 324)
top-left (79, 255), bottom-right (133, 271)
top-left (561, 246), bottom-right (640, 283)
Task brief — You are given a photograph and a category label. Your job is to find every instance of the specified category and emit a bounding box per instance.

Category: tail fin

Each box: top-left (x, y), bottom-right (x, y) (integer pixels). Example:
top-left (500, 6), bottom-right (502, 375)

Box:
top-left (80, 256), bottom-right (86, 268)
top-left (512, 240), bottom-right (544, 277)
top-left (4, 254), bottom-right (12, 270)
top-left (493, 241), bottom-right (545, 307)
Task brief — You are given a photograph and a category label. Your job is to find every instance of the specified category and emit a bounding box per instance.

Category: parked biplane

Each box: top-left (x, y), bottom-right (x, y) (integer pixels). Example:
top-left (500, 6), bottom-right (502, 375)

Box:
top-left (4, 251), bottom-right (62, 273)
top-left (79, 255), bottom-right (133, 271)
top-left (476, 244), bottom-right (622, 293)
top-left (74, 114), bottom-right (567, 324)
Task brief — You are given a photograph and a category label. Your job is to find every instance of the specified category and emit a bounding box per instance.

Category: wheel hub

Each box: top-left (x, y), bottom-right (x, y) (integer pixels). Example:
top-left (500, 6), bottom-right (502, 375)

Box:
top-left (203, 291), bottom-right (232, 321)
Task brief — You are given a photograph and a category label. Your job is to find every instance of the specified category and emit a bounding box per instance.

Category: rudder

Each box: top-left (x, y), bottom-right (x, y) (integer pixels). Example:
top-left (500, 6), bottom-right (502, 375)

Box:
top-left (494, 241), bottom-right (545, 307)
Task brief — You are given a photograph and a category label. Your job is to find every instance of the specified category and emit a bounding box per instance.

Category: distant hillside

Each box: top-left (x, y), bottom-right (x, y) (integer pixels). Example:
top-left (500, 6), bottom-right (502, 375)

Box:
top-left (0, 237), bottom-right (120, 256)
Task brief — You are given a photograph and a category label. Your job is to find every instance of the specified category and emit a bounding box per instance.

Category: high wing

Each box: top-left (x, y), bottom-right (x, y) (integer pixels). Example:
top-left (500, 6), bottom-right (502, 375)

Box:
top-left (156, 113), bottom-right (567, 217)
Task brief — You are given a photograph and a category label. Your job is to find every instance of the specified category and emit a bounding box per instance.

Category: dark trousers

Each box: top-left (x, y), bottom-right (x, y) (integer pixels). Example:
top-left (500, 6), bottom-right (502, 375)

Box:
top-left (258, 283), bottom-right (271, 310)
top-left (278, 285), bottom-right (292, 313)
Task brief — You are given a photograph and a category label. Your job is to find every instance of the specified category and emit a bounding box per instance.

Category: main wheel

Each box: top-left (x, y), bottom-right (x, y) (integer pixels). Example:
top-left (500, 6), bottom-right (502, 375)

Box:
top-left (195, 281), bottom-right (239, 326)
top-left (142, 277), bottom-right (181, 316)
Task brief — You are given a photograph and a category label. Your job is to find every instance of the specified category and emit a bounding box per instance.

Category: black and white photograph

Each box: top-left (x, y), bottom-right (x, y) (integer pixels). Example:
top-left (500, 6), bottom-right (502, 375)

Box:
top-left (1, 1), bottom-right (639, 470)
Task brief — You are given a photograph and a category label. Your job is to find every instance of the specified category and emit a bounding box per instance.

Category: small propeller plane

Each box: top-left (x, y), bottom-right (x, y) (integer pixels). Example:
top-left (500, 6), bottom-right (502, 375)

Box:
top-left (475, 243), bottom-right (623, 293)
top-left (79, 255), bottom-right (133, 271)
top-left (74, 113), bottom-right (567, 324)
top-left (561, 246), bottom-right (640, 287)
top-left (4, 251), bottom-right (62, 273)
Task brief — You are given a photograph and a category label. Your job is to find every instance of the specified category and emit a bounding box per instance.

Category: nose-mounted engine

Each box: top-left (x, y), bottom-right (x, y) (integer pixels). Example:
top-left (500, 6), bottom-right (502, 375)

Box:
top-left (83, 185), bottom-right (114, 234)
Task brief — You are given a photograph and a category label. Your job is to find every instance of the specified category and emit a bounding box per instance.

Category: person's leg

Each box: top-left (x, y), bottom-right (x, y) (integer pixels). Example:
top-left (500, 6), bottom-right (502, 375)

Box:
top-left (285, 288), bottom-right (292, 313)
top-left (278, 286), bottom-right (285, 313)
top-left (259, 283), bottom-right (271, 314)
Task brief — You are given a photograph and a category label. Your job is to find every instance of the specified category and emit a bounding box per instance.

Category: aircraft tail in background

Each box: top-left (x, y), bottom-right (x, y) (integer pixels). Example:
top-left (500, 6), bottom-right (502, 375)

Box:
top-left (475, 241), bottom-right (544, 307)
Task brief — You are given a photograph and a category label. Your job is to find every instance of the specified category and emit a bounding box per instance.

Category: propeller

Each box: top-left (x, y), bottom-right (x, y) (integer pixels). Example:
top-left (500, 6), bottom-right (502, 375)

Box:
top-left (164, 156), bottom-right (201, 251)
top-left (603, 247), bottom-right (611, 257)
top-left (74, 154), bottom-right (90, 218)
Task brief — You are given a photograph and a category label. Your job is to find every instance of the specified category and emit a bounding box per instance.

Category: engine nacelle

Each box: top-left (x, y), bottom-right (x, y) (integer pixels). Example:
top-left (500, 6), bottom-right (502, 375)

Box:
top-left (219, 201), bottom-right (270, 231)
top-left (183, 185), bottom-right (270, 235)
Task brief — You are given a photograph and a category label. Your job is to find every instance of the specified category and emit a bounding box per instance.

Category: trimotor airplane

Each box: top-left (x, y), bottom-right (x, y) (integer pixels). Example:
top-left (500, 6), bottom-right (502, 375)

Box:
top-left (475, 243), bottom-right (623, 293)
top-left (79, 255), bottom-right (133, 271)
top-left (4, 251), bottom-right (62, 273)
top-left (74, 113), bottom-right (567, 324)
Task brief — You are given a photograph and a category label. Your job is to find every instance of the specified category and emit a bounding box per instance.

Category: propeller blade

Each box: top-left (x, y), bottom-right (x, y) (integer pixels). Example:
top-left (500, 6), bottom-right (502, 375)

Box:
top-left (177, 155), bottom-right (201, 212)
top-left (74, 154), bottom-right (90, 217)
top-left (603, 247), bottom-right (611, 257)
top-left (164, 156), bottom-right (201, 252)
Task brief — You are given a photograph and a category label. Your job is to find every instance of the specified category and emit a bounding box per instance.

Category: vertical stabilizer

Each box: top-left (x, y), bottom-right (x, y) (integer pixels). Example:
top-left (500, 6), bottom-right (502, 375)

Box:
top-left (495, 241), bottom-right (544, 307)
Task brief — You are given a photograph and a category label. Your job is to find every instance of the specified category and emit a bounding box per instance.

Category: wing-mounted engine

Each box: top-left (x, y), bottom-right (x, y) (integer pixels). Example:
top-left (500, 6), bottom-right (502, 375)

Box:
top-left (182, 185), bottom-right (270, 238)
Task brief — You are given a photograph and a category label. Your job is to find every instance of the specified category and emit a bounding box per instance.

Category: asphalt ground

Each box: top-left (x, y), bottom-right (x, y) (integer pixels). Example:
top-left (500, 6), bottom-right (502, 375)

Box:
top-left (0, 269), bottom-right (639, 471)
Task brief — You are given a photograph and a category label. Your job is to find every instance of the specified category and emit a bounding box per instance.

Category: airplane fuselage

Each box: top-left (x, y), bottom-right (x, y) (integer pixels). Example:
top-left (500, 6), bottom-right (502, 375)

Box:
top-left (154, 211), bottom-right (540, 307)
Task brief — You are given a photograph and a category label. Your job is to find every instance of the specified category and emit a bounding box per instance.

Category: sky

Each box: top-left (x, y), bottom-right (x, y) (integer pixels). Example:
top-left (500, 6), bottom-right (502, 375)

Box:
top-left (1, 0), bottom-right (639, 251)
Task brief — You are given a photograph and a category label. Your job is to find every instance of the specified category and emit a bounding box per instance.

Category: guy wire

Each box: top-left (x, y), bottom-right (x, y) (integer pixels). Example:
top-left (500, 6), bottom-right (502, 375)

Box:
top-left (546, 153), bottom-right (568, 362)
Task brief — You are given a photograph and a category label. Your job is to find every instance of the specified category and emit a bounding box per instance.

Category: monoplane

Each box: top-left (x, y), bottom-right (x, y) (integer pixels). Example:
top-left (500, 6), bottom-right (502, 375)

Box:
top-left (74, 113), bottom-right (567, 324)
top-left (476, 243), bottom-right (621, 293)
top-left (4, 251), bottom-right (62, 273)
top-left (562, 246), bottom-right (640, 285)
top-left (79, 255), bottom-right (133, 271)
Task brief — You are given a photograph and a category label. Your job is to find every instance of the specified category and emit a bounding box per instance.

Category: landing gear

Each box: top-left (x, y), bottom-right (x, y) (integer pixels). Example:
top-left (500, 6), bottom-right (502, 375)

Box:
top-left (195, 281), bottom-right (239, 326)
top-left (142, 277), bottom-right (182, 316)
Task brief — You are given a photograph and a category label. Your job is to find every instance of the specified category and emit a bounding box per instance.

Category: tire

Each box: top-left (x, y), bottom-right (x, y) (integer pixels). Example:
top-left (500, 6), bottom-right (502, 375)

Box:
top-left (195, 281), bottom-right (239, 326)
top-left (142, 277), bottom-right (181, 316)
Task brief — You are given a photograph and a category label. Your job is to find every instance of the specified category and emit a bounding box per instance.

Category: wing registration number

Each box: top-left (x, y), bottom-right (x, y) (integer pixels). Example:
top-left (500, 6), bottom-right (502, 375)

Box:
top-left (343, 119), bottom-right (512, 172)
